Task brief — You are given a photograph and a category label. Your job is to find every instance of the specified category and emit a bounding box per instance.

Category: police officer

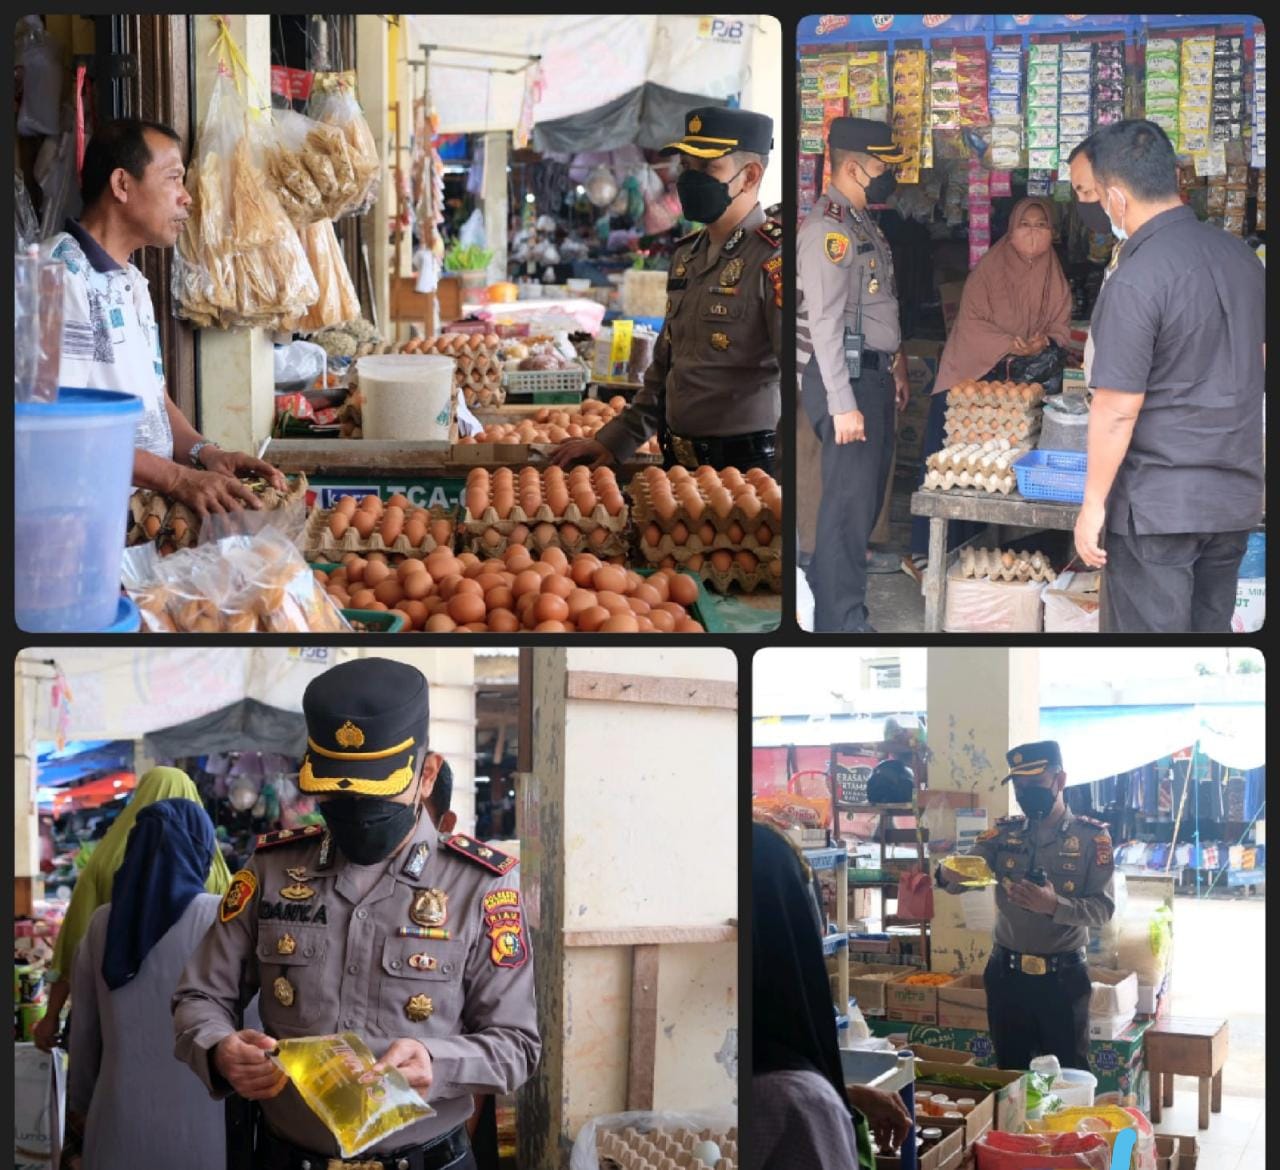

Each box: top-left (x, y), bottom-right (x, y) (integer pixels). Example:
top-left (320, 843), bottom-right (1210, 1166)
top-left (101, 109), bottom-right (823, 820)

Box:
top-left (553, 106), bottom-right (781, 475)
top-left (798, 117), bottom-right (911, 633)
top-left (936, 741), bottom-right (1116, 1072)
top-left (173, 658), bottom-right (539, 1170)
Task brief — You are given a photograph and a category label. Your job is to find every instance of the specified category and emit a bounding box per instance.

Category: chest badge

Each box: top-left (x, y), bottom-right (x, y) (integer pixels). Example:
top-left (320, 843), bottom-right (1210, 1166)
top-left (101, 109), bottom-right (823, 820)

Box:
top-left (1004, 857), bottom-right (1017, 870)
top-left (410, 888), bottom-right (449, 928)
top-left (276, 933), bottom-right (297, 956)
top-left (709, 302), bottom-right (728, 316)
top-left (279, 879), bottom-right (316, 902)
top-left (710, 332), bottom-right (731, 351)
top-left (719, 257), bottom-right (745, 287)
top-left (1063, 836), bottom-right (1080, 854)
top-left (1062, 880), bottom-right (1077, 893)
top-left (408, 953), bottom-right (439, 972)
top-left (867, 277), bottom-right (881, 294)
top-left (674, 261), bottom-right (687, 278)
top-left (273, 976), bottom-right (295, 1007)
top-left (406, 994), bottom-right (435, 1022)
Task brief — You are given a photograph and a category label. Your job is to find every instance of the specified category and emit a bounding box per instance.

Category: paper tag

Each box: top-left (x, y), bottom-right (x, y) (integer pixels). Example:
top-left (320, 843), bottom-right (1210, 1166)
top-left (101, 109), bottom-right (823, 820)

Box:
top-left (609, 318), bottom-right (634, 379)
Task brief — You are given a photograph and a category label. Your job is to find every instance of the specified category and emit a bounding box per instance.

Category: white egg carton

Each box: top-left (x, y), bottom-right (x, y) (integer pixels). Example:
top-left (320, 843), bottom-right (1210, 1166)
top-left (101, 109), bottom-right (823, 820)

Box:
top-left (923, 441), bottom-right (1031, 494)
top-left (596, 1125), bottom-right (737, 1170)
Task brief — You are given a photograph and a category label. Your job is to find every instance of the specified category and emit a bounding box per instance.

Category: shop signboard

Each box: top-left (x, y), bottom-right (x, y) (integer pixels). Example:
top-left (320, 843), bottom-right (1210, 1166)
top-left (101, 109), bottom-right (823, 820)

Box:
top-left (697, 16), bottom-right (749, 45)
top-left (306, 480), bottom-right (467, 511)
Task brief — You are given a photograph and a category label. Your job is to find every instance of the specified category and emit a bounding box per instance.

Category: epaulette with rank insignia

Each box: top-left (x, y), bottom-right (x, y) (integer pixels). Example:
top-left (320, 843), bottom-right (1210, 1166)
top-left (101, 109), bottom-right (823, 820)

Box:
top-left (756, 219), bottom-right (782, 249)
top-left (1075, 815), bottom-right (1110, 832)
top-left (444, 833), bottom-right (519, 876)
top-left (253, 824), bottom-right (326, 853)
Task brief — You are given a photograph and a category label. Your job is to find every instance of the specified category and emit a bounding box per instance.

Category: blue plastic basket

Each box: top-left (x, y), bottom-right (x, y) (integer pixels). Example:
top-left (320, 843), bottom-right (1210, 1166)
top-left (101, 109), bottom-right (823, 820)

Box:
top-left (1013, 449), bottom-right (1087, 503)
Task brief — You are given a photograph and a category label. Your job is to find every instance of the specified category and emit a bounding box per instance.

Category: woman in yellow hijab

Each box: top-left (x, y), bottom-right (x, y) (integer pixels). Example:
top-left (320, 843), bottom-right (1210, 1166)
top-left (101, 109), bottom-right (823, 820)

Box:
top-left (32, 767), bottom-right (231, 1052)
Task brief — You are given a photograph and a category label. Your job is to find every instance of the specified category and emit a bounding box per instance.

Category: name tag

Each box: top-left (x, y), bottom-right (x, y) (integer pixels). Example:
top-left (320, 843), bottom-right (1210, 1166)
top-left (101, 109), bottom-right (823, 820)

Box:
top-left (856, 242), bottom-right (876, 255)
top-left (667, 278), bottom-right (689, 291)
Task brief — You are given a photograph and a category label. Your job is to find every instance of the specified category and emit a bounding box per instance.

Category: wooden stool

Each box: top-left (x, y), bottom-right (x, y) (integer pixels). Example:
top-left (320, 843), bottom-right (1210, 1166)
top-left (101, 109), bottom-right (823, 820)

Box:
top-left (1143, 1016), bottom-right (1228, 1129)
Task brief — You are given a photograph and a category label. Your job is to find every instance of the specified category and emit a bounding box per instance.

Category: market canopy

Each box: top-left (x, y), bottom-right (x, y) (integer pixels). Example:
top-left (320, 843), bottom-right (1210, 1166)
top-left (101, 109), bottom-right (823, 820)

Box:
top-left (407, 14), bottom-right (756, 140)
top-left (143, 698), bottom-right (307, 760)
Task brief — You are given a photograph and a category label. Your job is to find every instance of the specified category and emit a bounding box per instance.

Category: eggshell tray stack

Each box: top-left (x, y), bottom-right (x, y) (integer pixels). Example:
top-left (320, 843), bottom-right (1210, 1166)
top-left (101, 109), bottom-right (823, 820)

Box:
top-left (595, 1124), bottom-right (737, 1170)
top-left (955, 546), bottom-right (1058, 584)
top-left (923, 440), bottom-right (1030, 494)
top-left (944, 378), bottom-right (1044, 445)
top-left (303, 504), bottom-right (455, 560)
top-left (127, 476), bottom-right (309, 552)
top-left (634, 522), bottom-right (781, 565)
top-left (698, 557), bottom-right (783, 595)
top-left (398, 332), bottom-right (505, 408)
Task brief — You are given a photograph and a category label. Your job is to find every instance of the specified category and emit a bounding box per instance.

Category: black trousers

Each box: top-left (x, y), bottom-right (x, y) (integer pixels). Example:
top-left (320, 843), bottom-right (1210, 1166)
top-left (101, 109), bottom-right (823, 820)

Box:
top-left (801, 360), bottom-right (896, 632)
top-left (983, 955), bottom-right (1091, 1072)
top-left (1101, 513), bottom-right (1250, 633)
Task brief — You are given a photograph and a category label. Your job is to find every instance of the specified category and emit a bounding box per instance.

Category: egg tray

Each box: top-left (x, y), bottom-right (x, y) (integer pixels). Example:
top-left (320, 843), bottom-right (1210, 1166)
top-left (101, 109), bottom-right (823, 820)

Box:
top-left (945, 380), bottom-right (1047, 408)
top-left (595, 1125), bottom-right (737, 1170)
top-left (956, 546), bottom-right (1058, 584)
top-left (625, 477), bottom-right (781, 540)
top-left (458, 523), bottom-right (630, 560)
top-left (303, 505), bottom-right (456, 561)
top-left (634, 529), bottom-right (782, 565)
top-left (126, 475), bottom-right (309, 552)
top-left (694, 559), bottom-right (783, 595)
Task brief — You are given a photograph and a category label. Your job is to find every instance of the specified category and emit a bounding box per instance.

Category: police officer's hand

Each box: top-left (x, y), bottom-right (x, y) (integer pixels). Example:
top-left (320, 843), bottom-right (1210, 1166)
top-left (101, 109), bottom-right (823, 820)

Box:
top-left (1073, 499), bottom-right (1108, 568)
top-left (550, 438), bottom-right (614, 469)
top-left (846, 1084), bottom-right (913, 1154)
top-left (169, 466), bottom-right (264, 516)
top-left (213, 1029), bottom-right (288, 1100)
top-left (832, 409), bottom-right (866, 444)
top-left (1006, 876), bottom-right (1060, 915)
top-left (372, 1038), bottom-right (434, 1094)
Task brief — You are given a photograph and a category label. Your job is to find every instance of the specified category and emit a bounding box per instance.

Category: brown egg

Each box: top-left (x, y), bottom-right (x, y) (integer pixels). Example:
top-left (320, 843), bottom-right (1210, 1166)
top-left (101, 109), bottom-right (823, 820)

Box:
top-left (335, 495), bottom-right (358, 517)
top-left (453, 577), bottom-right (484, 598)
top-left (366, 551), bottom-right (389, 565)
top-left (658, 601), bottom-right (687, 620)
top-left (363, 560), bottom-right (392, 588)
top-left (588, 526), bottom-right (612, 550)
top-left (388, 609), bottom-right (414, 631)
top-left (709, 489), bottom-right (734, 519)
top-left (572, 487), bottom-right (597, 515)
top-left (592, 565), bottom-right (627, 593)
top-left (671, 521), bottom-right (690, 545)
top-left (533, 522), bottom-right (558, 547)
top-left (380, 507), bottom-right (405, 545)
top-left (755, 524), bottom-right (774, 545)
top-left (632, 583), bottom-right (662, 608)
top-left (546, 485), bottom-right (570, 515)
top-left (647, 572), bottom-right (670, 602)
top-left (436, 574), bottom-right (465, 600)
top-left (425, 613), bottom-right (457, 632)
top-left (626, 597), bottom-right (652, 617)
top-left (373, 579), bottom-right (405, 607)
top-left (696, 522), bottom-right (716, 547)
top-left (595, 590), bottom-right (631, 615)
top-left (643, 523), bottom-right (662, 548)
top-left (675, 618), bottom-right (705, 633)
top-left (387, 493), bottom-right (410, 509)
top-left (541, 574), bottom-right (576, 600)
top-left (530, 561), bottom-right (557, 581)
top-left (710, 550), bottom-right (734, 573)
top-left (513, 569), bottom-right (543, 598)
top-left (534, 594), bottom-right (571, 624)
top-left (350, 588), bottom-right (378, 609)
top-left (649, 608), bottom-right (676, 632)
top-left (761, 487), bottom-right (782, 515)
top-left (351, 510), bottom-right (377, 538)
top-left (533, 620), bottom-right (567, 633)
top-left (359, 494), bottom-right (383, 514)
top-left (485, 585), bottom-right (515, 611)
top-left (329, 512), bottom-right (351, 539)
top-left (668, 573), bottom-right (699, 607)
top-left (346, 557), bottom-right (368, 584)
top-left (686, 553), bottom-right (704, 571)
top-left (737, 491), bottom-right (762, 519)
top-left (539, 547), bottom-right (568, 576)
top-left (576, 605), bottom-right (611, 632)
top-left (401, 600), bottom-right (429, 629)
top-left (426, 552), bottom-right (463, 580)
top-left (653, 494), bottom-right (678, 522)
top-left (559, 522), bottom-right (582, 546)
top-left (566, 589), bottom-right (598, 618)
top-left (728, 522), bottom-right (745, 544)
top-left (515, 593), bottom-right (541, 625)
top-left (570, 554), bottom-right (602, 586)
top-left (504, 546), bottom-right (534, 574)
top-left (473, 573), bottom-right (506, 595)
top-left (481, 526), bottom-right (505, 550)
top-left (492, 487), bottom-right (515, 518)
top-left (601, 613), bottom-right (640, 633)
top-left (366, 602), bottom-right (389, 612)
top-left (682, 492), bottom-right (705, 521)
top-left (735, 551), bottom-right (759, 573)
top-left (448, 592), bottom-right (487, 625)
top-left (429, 519), bottom-right (452, 545)
top-left (487, 608), bottom-right (520, 633)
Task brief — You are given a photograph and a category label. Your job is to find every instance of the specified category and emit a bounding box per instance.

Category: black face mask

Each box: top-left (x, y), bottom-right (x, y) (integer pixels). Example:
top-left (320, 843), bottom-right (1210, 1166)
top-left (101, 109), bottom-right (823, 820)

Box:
top-left (1076, 197), bottom-right (1113, 235)
top-left (676, 164), bottom-right (746, 225)
top-left (322, 786), bottom-right (420, 865)
top-left (857, 164), bottom-right (897, 206)
top-left (1014, 783), bottom-right (1057, 820)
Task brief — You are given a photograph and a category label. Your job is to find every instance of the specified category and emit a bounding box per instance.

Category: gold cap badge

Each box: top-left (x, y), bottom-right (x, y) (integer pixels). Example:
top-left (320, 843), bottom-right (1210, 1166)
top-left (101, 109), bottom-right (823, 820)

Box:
top-left (689, 115), bottom-right (702, 133)
top-left (335, 720), bottom-right (365, 749)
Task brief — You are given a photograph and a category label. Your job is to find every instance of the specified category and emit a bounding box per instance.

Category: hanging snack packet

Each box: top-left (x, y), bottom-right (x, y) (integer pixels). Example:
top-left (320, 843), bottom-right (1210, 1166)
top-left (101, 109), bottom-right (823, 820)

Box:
top-left (310, 73), bottom-right (381, 217)
top-left (270, 1033), bottom-right (434, 1159)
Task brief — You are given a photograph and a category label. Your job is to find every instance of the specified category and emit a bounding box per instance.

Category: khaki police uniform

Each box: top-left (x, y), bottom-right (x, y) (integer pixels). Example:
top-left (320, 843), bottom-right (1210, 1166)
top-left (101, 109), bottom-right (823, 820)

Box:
top-left (173, 659), bottom-right (539, 1169)
top-left (797, 118), bottom-right (907, 633)
top-left (595, 106), bottom-right (781, 474)
top-left (937, 742), bottom-right (1116, 1071)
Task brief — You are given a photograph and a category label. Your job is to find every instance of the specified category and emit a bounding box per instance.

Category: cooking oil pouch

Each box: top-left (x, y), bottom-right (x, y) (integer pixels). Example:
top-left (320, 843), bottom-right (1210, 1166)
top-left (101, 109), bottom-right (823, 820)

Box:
top-left (941, 854), bottom-right (997, 887)
top-left (270, 1032), bottom-right (435, 1158)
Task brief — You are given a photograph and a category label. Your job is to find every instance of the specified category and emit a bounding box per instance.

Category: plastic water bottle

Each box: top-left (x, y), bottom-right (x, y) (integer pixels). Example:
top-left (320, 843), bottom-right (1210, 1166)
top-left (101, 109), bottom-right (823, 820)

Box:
top-left (847, 997), bottom-right (871, 1040)
top-left (1030, 1054), bottom-right (1061, 1082)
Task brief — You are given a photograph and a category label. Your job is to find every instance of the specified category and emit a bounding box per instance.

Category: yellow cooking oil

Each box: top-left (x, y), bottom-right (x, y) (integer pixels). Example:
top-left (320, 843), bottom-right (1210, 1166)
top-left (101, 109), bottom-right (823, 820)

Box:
top-left (941, 854), bottom-right (997, 886)
top-left (271, 1032), bottom-right (434, 1157)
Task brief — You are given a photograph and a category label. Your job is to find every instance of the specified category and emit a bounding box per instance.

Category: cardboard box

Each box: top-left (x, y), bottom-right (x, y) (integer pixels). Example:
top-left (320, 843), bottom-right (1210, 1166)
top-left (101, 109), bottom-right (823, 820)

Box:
top-left (918, 1084), bottom-right (995, 1150)
top-left (906, 1044), bottom-right (976, 1065)
top-left (937, 974), bottom-right (989, 1031)
top-left (913, 1060), bottom-right (1028, 1136)
top-left (874, 1123), bottom-right (965, 1170)
top-left (940, 281), bottom-right (968, 336)
top-left (1089, 1010), bottom-right (1138, 1040)
top-left (850, 962), bottom-right (915, 1016)
top-left (1089, 966), bottom-right (1139, 1017)
top-left (887, 973), bottom-right (957, 1024)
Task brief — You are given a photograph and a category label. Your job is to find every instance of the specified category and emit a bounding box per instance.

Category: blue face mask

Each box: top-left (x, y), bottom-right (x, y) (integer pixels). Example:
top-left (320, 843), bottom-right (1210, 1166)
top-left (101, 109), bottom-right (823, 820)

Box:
top-left (1104, 188), bottom-right (1129, 241)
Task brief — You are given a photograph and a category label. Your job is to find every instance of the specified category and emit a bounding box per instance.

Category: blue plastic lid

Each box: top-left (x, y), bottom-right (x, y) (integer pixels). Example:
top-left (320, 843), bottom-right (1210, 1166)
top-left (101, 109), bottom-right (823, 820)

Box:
top-left (102, 595), bottom-right (142, 633)
top-left (15, 387), bottom-right (144, 417)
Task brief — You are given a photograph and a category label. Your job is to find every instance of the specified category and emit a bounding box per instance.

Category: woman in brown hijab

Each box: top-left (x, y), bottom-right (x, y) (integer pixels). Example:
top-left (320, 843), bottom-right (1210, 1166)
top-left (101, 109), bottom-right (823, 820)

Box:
top-left (904, 197), bottom-right (1073, 579)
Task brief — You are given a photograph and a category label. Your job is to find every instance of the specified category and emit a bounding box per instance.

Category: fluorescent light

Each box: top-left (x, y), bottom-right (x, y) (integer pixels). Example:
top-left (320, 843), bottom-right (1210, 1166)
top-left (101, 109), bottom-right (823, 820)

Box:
top-left (576, 185), bottom-right (585, 195)
top-left (525, 193), bottom-right (535, 203)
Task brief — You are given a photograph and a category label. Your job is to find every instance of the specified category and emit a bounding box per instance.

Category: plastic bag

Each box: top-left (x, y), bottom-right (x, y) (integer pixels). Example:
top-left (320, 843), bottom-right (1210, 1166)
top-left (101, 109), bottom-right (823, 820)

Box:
top-left (308, 76), bottom-right (380, 218)
top-left (262, 106), bottom-right (330, 227)
top-left (752, 792), bottom-right (832, 830)
top-left (897, 869), bottom-right (935, 920)
top-left (122, 527), bottom-right (349, 634)
top-left (174, 73), bottom-right (319, 330)
top-left (35, 123), bottom-right (82, 240)
top-left (941, 854), bottom-right (997, 887)
top-left (15, 173), bottom-right (39, 251)
top-left (975, 1129), bottom-right (1112, 1169)
top-left (459, 208), bottom-right (488, 250)
top-left (269, 1032), bottom-right (433, 1159)
top-left (16, 16), bottom-right (63, 137)
top-left (569, 1108), bottom-right (736, 1170)
top-left (291, 219), bottom-right (361, 333)
top-left (275, 340), bottom-right (328, 388)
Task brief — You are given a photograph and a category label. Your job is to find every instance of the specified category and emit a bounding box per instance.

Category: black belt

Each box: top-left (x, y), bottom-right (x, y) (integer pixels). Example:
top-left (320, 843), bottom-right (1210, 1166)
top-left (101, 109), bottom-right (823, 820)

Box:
top-left (667, 430), bottom-right (776, 469)
top-left (858, 349), bottom-right (894, 372)
top-left (258, 1123), bottom-right (468, 1170)
top-left (993, 944), bottom-right (1086, 976)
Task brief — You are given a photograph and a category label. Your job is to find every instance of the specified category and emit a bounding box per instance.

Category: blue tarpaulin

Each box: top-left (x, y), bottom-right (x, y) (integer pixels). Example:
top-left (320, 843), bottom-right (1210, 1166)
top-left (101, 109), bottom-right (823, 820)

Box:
top-left (34, 740), bottom-right (135, 786)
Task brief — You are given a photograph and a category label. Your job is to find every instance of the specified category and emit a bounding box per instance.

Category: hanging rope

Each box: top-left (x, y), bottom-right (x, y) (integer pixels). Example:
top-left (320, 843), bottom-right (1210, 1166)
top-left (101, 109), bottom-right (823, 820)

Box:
top-left (209, 15), bottom-right (267, 112)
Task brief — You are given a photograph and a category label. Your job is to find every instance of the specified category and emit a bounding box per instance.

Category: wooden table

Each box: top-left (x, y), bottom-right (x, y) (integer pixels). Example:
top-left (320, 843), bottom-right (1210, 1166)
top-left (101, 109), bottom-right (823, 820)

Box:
top-left (1144, 1016), bottom-right (1229, 1129)
top-left (909, 489), bottom-right (1083, 632)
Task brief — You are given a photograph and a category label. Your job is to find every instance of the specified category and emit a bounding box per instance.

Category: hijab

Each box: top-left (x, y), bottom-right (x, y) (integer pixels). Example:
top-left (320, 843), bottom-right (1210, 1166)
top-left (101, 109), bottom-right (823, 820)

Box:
top-left (49, 768), bottom-right (231, 980)
top-left (934, 196), bottom-right (1073, 394)
top-left (102, 799), bottom-right (217, 989)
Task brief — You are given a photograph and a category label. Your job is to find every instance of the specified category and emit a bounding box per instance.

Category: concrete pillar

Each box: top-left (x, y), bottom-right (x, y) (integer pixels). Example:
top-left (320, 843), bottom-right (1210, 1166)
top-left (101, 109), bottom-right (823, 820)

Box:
top-left (13, 660), bottom-right (41, 916)
top-left (482, 130), bottom-right (509, 283)
top-left (742, 16), bottom-right (783, 211)
top-left (356, 15), bottom-right (390, 335)
top-left (191, 14), bottom-right (275, 453)
top-left (926, 648), bottom-right (1040, 974)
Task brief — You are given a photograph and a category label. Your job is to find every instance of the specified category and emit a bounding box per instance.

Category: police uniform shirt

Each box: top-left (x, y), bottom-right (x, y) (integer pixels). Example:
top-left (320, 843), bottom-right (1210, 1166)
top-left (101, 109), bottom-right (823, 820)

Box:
top-left (596, 202), bottom-right (782, 462)
top-left (172, 816), bottom-right (540, 1157)
top-left (796, 185), bottom-right (901, 416)
top-left (959, 810), bottom-right (1116, 954)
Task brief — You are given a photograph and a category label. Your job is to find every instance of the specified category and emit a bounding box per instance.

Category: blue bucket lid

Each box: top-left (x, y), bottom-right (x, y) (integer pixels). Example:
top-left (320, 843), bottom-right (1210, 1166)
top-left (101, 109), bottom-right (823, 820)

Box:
top-left (15, 387), bottom-right (144, 417)
top-left (103, 595), bottom-right (142, 633)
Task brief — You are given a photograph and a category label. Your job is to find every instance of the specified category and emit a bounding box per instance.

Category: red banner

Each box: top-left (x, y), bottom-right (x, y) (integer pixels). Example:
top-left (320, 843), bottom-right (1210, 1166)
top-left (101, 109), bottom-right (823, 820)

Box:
top-left (271, 66), bottom-right (314, 101)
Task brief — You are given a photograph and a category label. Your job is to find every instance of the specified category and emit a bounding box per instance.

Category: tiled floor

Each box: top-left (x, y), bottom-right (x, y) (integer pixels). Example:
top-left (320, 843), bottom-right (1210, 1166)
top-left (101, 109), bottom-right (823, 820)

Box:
top-left (1149, 1088), bottom-right (1264, 1169)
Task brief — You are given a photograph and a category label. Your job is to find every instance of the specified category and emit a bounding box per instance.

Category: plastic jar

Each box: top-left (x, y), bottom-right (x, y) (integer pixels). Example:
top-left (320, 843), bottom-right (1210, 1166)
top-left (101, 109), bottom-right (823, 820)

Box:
top-left (919, 1127), bottom-right (943, 1142)
top-left (954, 1098), bottom-right (976, 1115)
top-left (943, 1111), bottom-right (965, 1120)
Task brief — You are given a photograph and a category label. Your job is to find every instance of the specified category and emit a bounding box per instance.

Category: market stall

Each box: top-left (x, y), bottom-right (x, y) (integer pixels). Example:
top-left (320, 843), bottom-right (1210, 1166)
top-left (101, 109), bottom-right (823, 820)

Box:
top-left (795, 14), bottom-right (1266, 634)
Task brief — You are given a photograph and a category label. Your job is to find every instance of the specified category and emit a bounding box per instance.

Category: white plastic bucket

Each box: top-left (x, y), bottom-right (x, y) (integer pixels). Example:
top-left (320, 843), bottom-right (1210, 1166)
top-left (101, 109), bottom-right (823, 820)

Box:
top-left (357, 354), bottom-right (455, 441)
top-left (1052, 1068), bottom-right (1098, 1107)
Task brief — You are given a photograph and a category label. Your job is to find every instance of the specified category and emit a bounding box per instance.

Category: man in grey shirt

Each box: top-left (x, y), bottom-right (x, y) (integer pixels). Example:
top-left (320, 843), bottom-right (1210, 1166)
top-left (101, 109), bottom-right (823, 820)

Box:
top-left (1071, 120), bottom-right (1265, 632)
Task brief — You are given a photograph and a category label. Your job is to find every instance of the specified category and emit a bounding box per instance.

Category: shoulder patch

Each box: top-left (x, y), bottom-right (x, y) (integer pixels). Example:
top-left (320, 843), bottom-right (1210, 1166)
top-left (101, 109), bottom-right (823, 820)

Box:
top-left (824, 232), bottom-right (850, 263)
top-left (1095, 836), bottom-right (1114, 866)
top-left (762, 254), bottom-right (783, 308)
top-left (254, 824), bottom-right (326, 853)
top-left (444, 833), bottom-right (519, 876)
top-left (756, 219), bottom-right (783, 249)
top-left (220, 869), bottom-right (257, 924)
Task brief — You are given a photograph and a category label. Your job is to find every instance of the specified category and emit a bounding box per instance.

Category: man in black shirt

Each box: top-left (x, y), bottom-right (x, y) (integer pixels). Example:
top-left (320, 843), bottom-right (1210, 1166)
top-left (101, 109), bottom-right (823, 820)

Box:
top-left (1073, 120), bottom-right (1265, 632)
